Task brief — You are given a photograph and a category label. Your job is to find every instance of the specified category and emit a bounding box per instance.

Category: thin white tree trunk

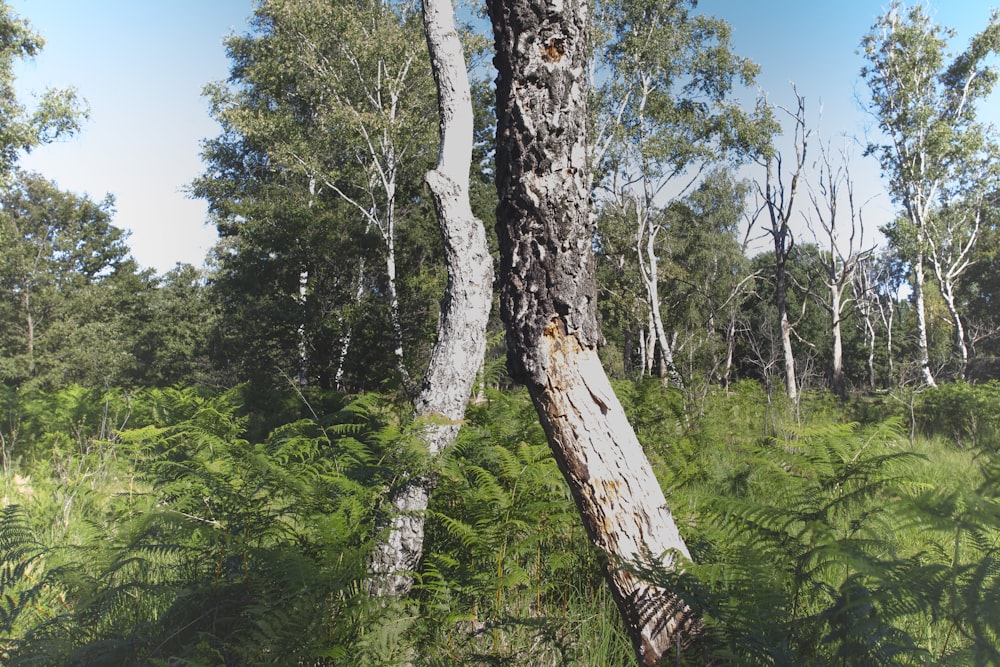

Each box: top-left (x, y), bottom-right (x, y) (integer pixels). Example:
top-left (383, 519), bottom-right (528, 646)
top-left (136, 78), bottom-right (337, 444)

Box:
top-left (780, 304), bottom-right (798, 401)
top-left (938, 279), bottom-right (968, 379)
top-left (913, 252), bottom-right (937, 386)
top-left (23, 292), bottom-right (33, 359)
top-left (334, 260), bottom-right (366, 390)
top-left (830, 282), bottom-right (845, 397)
top-left (296, 269), bottom-right (309, 387)
top-left (723, 312), bottom-right (737, 387)
top-left (638, 211), bottom-right (681, 386)
top-left (368, 0), bottom-right (493, 597)
top-left (855, 273), bottom-right (877, 390)
top-left (883, 294), bottom-right (895, 385)
top-left (638, 320), bottom-right (649, 375)
top-left (384, 191), bottom-right (415, 393)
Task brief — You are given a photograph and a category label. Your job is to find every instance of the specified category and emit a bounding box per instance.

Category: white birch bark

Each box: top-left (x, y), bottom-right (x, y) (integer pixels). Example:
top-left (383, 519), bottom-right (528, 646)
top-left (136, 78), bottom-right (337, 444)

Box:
top-left (759, 90), bottom-right (809, 401)
top-left (912, 251), bottom-right (937, 386)
top-left (636, 204), bottom-right (681, 386)
top-left (925, 204), bottom-right (980, 379)
top-left (368, 0), bottom-right (493, 597)
top-left (805, 142), bottom-right (870, 398)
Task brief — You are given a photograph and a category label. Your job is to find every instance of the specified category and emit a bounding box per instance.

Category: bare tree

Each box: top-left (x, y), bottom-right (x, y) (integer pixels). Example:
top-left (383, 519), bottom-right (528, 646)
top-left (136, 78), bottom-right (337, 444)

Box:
top-left (757, 91), bottom-right (809, 401)
top-left (805, 141), bottom-right (873, 398)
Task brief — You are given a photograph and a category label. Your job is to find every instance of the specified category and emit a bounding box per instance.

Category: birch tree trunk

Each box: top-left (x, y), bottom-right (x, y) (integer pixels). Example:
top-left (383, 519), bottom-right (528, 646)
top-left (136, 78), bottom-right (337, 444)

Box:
top-left (297, 268), bottom-right (309, 388)
top-left (882, 285), bottom-right (896, 385)
top-left (334, 261), bottom-right (366, 390)
top-left (760, 91), bottom-right (808, 402)
top-left (487, 0), bottom-right (700, 661)
top-left (368, 0), bottom-right (493, 597)
top-left (926, 207), bottom-right (979, 380)
top-left (913, 251), bottom-right (937, 386)
top-left (638, 207), bottom-right (681, 386)
top-left (22, 290), bottom-right (34, 375)
top-left (853, 266), bottom-right (878, 390)
top-left (938, 280), bottom-right (968, 379)
top-left (778, 282), bottom-right (798, 401)
top-left (830, 281), bottom-right (845, 397)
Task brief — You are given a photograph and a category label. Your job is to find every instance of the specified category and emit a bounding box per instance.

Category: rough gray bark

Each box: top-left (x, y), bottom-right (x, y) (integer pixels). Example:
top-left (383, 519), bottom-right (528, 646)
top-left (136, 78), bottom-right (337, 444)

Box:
top-left (487, 0), bottom-right (700, 662)
top-left (368, 0), bottom-right (493, 597)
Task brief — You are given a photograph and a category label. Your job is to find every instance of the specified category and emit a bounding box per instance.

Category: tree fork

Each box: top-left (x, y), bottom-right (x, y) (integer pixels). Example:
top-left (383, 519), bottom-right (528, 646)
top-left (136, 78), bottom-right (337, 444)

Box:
top-left (487, 0), bottom-right (700, 661)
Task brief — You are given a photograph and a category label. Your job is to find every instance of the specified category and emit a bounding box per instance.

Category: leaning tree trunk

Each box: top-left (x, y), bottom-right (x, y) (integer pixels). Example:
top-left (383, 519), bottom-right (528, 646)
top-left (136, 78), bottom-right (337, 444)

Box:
top-left (487, 0), bottom-right (700, 662)
top-left (937, 278), bottom-right (969, 380)
top-left (368, 0), bottom-right (493, 597)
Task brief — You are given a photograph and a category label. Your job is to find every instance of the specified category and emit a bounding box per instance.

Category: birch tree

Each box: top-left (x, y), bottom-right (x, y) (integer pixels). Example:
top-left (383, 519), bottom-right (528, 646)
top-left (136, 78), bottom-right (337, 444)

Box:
top-left (805, 142), bottom-right (872, 398)
top-left (368, 0), bottom-right (492, 597)
top-left (862, 2), bottom-right (1000, 385)
top-left (590, 0), bottom-right (770, 385)
top-left (757, 92), bottom-right (809, 401)
top-left (853, 249), bottom-right (905, 389)
top-left (487, 0), bottom-right (699, 661)
top-left (200, 0), bottom-right (438, 391)
top-left (924, 193), bottom-right (989, 378)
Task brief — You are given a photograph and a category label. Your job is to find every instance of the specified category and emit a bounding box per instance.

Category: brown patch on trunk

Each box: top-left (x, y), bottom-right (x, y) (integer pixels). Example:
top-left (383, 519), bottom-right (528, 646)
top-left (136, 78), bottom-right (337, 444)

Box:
top-left (542, 37), bottom-right (565, 62)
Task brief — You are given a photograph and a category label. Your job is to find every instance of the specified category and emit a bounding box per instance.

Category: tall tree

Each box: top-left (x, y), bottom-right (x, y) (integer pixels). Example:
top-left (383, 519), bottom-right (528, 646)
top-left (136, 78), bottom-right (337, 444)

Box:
top-left (487, 0), bottom-right (699, 662)
top-left (590, 0), bottom-right (770, 384)
top-left (197, 0), bottom-right (441, 391)
top-left (862, 2), bottom-right (1000, 384)
top-left (368, 0), bottom-right (493, 596)
top-left (961, 198), bottom-right (1000, 377)
top-left (0, 172), bottom-right (130, 388)
top-left (646, 170), bottom-right (754, 389)
top-left (805, 142), bottom-right (871, 398)
top-left (125, 264), bottom-right (217, 387)
top-left (756, 91), bottom-right (808, 401)
top-left (0, 1), bottom-right (89, 387)
top-left (853, 250), bottom-right (899, 389)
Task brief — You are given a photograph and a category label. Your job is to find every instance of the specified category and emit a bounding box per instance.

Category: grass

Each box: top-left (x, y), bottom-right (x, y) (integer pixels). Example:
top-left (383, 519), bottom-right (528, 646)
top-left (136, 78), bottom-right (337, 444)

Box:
top-left (1, 380), bottom-right (998, 665)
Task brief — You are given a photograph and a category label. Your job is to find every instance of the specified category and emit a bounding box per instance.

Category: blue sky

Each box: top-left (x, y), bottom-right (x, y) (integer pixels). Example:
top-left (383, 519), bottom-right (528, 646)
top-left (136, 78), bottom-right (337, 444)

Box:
top-left (11, 0), bottom-right (250, 273)
top-left (9, 0), bottom-right (1000, 273)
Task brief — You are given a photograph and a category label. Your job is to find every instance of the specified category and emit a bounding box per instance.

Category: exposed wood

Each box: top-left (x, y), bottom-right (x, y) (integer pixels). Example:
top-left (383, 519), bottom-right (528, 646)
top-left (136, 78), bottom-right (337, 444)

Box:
top-left (486, 0), bottom-right (700, 661)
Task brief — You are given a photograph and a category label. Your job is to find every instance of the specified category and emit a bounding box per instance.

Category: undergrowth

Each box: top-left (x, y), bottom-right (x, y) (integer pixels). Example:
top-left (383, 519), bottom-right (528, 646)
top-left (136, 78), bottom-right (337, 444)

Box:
top-left (0, 381), bottom-right (997, 665)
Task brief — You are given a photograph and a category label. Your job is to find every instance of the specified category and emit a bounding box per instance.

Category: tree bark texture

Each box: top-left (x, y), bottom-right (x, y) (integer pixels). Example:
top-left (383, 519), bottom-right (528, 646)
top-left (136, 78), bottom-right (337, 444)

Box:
top-left (487, 0), bottom-right (699, 662)
top-left (368, 0), bottom-right (493, 597)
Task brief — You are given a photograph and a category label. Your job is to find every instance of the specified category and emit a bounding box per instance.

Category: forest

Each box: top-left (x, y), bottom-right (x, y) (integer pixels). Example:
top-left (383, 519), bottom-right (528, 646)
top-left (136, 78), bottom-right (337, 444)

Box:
top-left (2, 0), bottom-right (1000, 665)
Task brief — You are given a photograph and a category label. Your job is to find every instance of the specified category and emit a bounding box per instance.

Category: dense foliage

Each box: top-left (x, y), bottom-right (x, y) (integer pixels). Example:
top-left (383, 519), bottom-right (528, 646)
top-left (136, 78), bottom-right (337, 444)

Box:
top-left (2, 0), bottom-right (1000, 664)
top-left (2, 383), bottom-right (1000, 665)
